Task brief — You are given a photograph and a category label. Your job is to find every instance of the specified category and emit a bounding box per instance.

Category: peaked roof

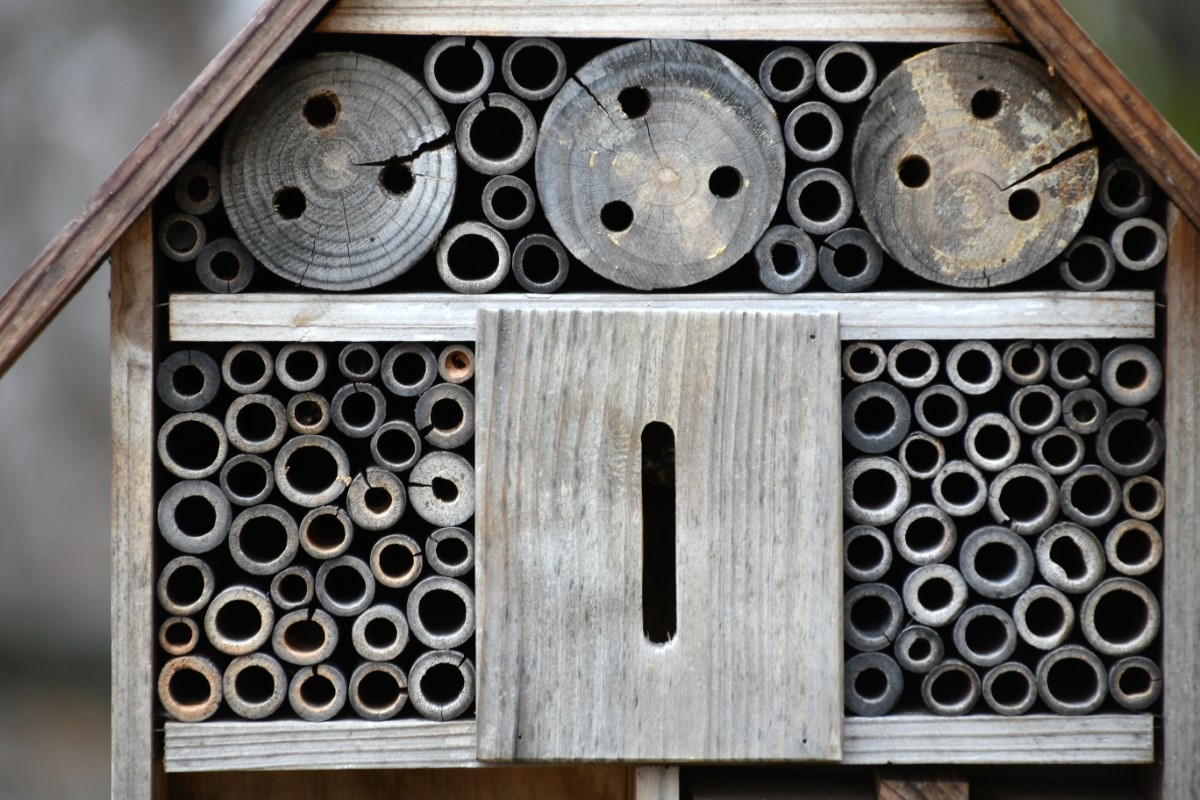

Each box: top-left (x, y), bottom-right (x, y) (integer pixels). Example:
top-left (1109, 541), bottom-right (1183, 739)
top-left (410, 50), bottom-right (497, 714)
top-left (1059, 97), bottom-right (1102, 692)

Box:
top-left (0, 0), bottom-right (1196, 378)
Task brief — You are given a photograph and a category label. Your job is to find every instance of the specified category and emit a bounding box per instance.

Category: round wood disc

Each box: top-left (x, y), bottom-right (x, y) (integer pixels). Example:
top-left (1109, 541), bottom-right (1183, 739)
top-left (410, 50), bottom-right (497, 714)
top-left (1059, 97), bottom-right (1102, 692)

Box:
top-left (536, 40), bottom-right (785, 290)
top-left (222, 52), bottom-right (456, 291)
top-left (852, 44), bottom-right (1097, 288)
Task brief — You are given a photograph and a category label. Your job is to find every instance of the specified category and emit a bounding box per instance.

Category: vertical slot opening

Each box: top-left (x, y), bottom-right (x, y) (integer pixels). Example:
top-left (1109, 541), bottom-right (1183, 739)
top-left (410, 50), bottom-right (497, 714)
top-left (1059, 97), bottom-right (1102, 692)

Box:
top-left (642, 421), bottom-right (677, 645)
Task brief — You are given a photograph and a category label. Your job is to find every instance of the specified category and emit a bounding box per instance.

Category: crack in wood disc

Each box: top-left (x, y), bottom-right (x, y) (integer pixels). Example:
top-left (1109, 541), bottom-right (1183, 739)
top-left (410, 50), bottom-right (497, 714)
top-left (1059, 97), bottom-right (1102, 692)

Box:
top-left (536, 39), bottom-right (785, 290)
top-left (853, 44), bottom-right (1097, 288)
top-left (222, 52), bottom-right (456, 291)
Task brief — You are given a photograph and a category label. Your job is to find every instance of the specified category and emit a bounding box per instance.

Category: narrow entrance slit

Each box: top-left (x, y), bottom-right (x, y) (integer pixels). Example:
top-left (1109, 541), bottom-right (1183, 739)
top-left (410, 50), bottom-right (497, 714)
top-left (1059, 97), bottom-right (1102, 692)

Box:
top-left (642, 421), bottom-right (677, 644)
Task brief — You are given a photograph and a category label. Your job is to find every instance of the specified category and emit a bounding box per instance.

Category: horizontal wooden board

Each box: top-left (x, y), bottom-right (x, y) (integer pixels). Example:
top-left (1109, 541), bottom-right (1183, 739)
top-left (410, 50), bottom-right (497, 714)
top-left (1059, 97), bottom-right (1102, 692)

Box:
top-left (168, 291), bottom-right (1154, 342)
top-left (316, 0), bottom-right (1017, 42)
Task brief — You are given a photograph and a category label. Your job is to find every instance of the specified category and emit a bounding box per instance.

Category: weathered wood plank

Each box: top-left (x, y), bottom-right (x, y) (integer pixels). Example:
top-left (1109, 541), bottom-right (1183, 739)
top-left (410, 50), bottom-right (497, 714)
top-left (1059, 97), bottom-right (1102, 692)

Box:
top-left (167, 764), bottom-right (630, 800)
top-left (632, 767), bottom-right (680, 800)
top-left (874, 769), bottom-right (967, 800)
top-left (111, 210), bottom-right (156, 800)
top-left (317, 0), bottom-right (1017, 42)
top-left (0, 0), bottom-right (329, 379)
top-left (1163, 203), bottom-right (1200, 800)
top-left (168, 291), bottom-right (1154, 342)
top-left (476, 309), bottom-right (842, 761)
top-left (842, 715), bottom-right (1154, 765)
top-left (164, 720), bottom-right (479, 772)
top-left (992, 0), bottom-right (1200, 232)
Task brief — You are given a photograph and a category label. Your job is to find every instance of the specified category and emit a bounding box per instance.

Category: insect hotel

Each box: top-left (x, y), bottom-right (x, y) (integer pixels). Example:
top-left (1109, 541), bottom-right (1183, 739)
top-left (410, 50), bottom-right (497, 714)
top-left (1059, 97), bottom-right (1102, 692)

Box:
top-left (2, 0), bottom-right (1197, 797)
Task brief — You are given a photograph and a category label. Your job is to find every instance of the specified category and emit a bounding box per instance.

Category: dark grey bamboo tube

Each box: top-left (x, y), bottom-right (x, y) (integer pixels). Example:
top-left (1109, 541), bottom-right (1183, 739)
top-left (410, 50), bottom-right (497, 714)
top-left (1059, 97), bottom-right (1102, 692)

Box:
top-left (784, 101), bottom-right (843, 162)
top-left (157, 480), bottom-right (232, 554)
top-left (844, 582), bottom-right (905, 652)
top-left (914, 384), bottom-right (969, 437)
top-left (512, 233), bottom-right (570, 293)
top-left (893, 504), bottom-right (956, 566)
top-left (952, 604), bottom-right (1018, 668)
top-left (157, 412), bottom-right (228, 480)
top-left (437, 345), bottom-right (475, 385)
top-left (816, 42), bottom-right (877, 103)
top-left (352, 604), bottom-right (410, 662)
top-left (219, 453), bottom-right (275, 506)
top-left (1081, 577), bottom-right (1161, 656)
top-left (902, 564), bottom-right (968, 627)
top-left (501, 37), bottom-right (567, 101)
top-left (221, 343), bottom-right (273, 394)
top-left (988, 463), bottom-right (1060, 535)
top-left (755, 225), bottom-right (817, 294)
top-left (1003, 341), bottom-right (1049, 386)
top-left (424, 37), bottom-right (494, 104)
top-left (157, 555), bottom-right (215, 616)
top-left (286, 392), bottom-right (330, 436)
top-left (1111, 217), bottom-right (1168, 271)
top-left (1123, 475), bottom-right (1165, 521)
top-left (381, 343), bottom-right (437, 397)
top-left (156, 350), bottom-right (220, 412)
top-left (426, 527), bottom-right (475, 578)
top-left (1036, 522), bottom-right (1106, 594)
top-left (887, 341), bottom-right (940, 389)
top-left (316, 555), bottom-right (376, 618)
top-left (958, 526), bottom-right (1034, 599)
top-left (843, 456), bottom-right (910, 526)
top-left (371, 534), bottom-right (424, 589)
top-left (350, 661), bottom-right (409, 721)
top-left (844, 652), bottom-right (903, 717)
top-left (841, 381), bottom-right (911, 453)
top-left (1058, 235), bottom-right (1115, 292)
top-left (370, 420), bottom-right (422, 473)
top-left (288, 664), bottom-right (347, 722)
top-left (1036, 645), bottom-right (1107, 715)
top-left (843, 525), bottom-right (893, 582)
top-left (842, 342), bottom-right (886, 383)
top-left (437, 221), bottom-right (511, 294)
top-left (408, 576), bottom-right (476, 649)
top-left (331, 383), bottom-right (386, 440)
top-left (299, 505), bottom-right (354, 560)
top-left (159, 616), bottom-right (199, 657)
top-left (963, 412), bottom-right (1020, 473)
top-left (1108, 656), bottom-right (1162, 711)
top-left (930, 459), bottom-right (987, 517)
top-left (409, 452), bottom-right (475, 526)
top-left (921, 660), bottom-right (980, 716)
top-left (346, 468), bottom-right (407, 531)
top-left (1101, 344), bottom-right (1162, 406)
top-left (1097, 408), bottom-right (1165, 477)
top-left (273, 435), bottom-right (352, 508)
top-left (946, 340), bottom-right (1001, 395)
top-left (1106, 520), bottom-right (1163, 577)
top-left (1013, 584), bottom-right (1075, 651)
top-left (482, 175), bottom-right (536, 230)
top-left (758, 46), bottom-right (815, 103)
top-left (787, 168), bottom-right (855, 235)
top-left (271, 607), bottom-right (339, 666)
top-left (818, 227), bottom-right (883, 292)
top-left (415, 383), bottom-right (476, 449)
top-left (338, 343), bottom-right (380, 382)
top-left (456, 92), bottom-right (537, 175)
top-left (898, 432), bottom-right (946, 480)
top-left (158, 212), bottom-right (207, 262)
top-left (1009, 384), bottom-right (1061, 436)
top-left (158, 655), bottom-right (222, 722)
top-left (1032, 426), bottom-right (1085, 477)
top-left (224, 393), bottom-right (287, 454)
top-left (224, 653), bottom-right (287, 720)
top-left (174, 160), bottom-right (221, 215)
top-left (203, 586), bottom-right (274, 656)
top-left (894, 625), bottom-right (945, 674)
top-left (270, 565), bottom-right (314, 611)
top-left (228, 503), bottom-right (299, 576)
top-left (1049, 340), bottom-right (1100, 390)
top-left (196, 237), bottom-right (255, 294)
top-left (276, 344), bottom-right (327, 392)
top-left (408, 650), bottom-right (475, 721)
top-left (1059, 464), bottom-right (1122, 527)
top-left (1061, 387), bottom-right (1107, 435)
top-left (982, 662), bottom-right (1037, 716)
top-left (1098, 158), bottom-right (1153, 218)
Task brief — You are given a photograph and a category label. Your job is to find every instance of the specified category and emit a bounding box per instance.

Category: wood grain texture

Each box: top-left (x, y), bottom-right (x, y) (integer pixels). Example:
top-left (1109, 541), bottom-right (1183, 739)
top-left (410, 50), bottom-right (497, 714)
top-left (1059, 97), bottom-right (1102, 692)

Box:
top-left (317, 0), bottom-right (1017, 42)
top-left (842, 714), bottom-right (1154, 765)
top-left (167, 764), bottom-right (630, 799)
top-left (632, 767), bottom-right (680, 800)
top-left (0, 0), bottom-right (329, 379)
top-left (168, 290), bottom-right (1155, 342)
top-left (992, 0), bottom-right (1200, 231)
top-left (111, 210), bottom-right (155, 800)
top-left (1163, 203), bottom-right (1200, 800)
top-left (476, 309), bottom-right (842, 762)
top-left (875, 770), bottom-right (966, 800)
top-left (164, 720), bottom-right (479, 772)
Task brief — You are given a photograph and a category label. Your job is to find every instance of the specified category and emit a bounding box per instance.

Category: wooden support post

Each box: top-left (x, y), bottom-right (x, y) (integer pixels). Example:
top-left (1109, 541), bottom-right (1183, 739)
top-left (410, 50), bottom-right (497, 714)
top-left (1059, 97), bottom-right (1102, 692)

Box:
top-left (874, 769), bottom-right (967, 800)
top-left (111, 208), bottom-right (157, 800)
top-left (631, 767), bottom-right (680, 800)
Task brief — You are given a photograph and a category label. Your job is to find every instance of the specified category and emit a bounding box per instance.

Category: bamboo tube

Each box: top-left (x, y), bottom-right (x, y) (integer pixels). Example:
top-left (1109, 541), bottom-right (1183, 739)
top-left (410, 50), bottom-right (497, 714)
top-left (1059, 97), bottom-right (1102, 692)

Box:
top-left (228, 503), bottom-right (299, 576)
top-left (203, 586), bottom-right (275, 656)
top-left (346, 468), bottom-right (407, 531)
top-left (501, 38), bottom-right (567, 101)
top-left (1096, 408), bottom-right (1165, 477)
top-left (221, 343), bottom-right (273, 394)
top-left (981, 662), bottom-right (1037, 716)
top-left (1013, 584), bottom-right (1075, 651)
top-left (914, 384), bottom-right (969, 437)
top-left (958, 526), bottom-right (1034, 599)
top-left (437, 345), bottom-right (475, 385)
top-left (843, 525), bottom-right (893, 583)
top-left (784, 101), bottom-right (843, 162)
top-left (316, 555), bottom-right (377, 618)
top-left (1059, 464), bottom-right (1122, 527)
top-left (273, 435), bottom-right (352, 508)
top-left (436, 221), bottom-right (511, 294)
top-left (898, 432), bottom-right (946, 480)
top-left (350, 661), bottom-right (409, 721)
top-left (1080, 577), bottom-right (1161, 657)
top-left (196, 238), bottom-right (255, 294)
top-left (371, 534), bottom-right (424, 589)
top-left (987, 463), bottom-right (1060, 535)
top-left (157, 480), bottom-right (232, 555)
top-left (331, 383), bottom-right (386, 439)
top-left (818, 228), bottom-right (883, 292)
top-left (893, 504), bottom-right (956, 566)
top-left (843, 456), bottom-right (910, 526)
top-left (271, 607), bottom-right (339, 666)
top-left (1002, 341), bottom-right (1050, 386)
top-left (1058, 235), bottom-right (1115, 292)
top-left (952, 604), bottom-right (1018, 668)
top-left (158, 212), bottom-right (207, 262)
top-left (286, 392), bottom-right (330, 436)
top-left (224, 653), bottom-right (287, 720)
top-left (158, 655), bottom-right (222, 722)
top-left (409, 452), bottom-right (475, 527)
top-left (887, 341), bottom-right (940, 389)
top-left (352, 604), bottom-right (410, 662)
top-left (156, 350), bottom-right (220, 412)
top-left (158, 617), bottom-right (199, 657)
top-left (512, 234), bottom-right (570, 294)
top-left (408, 650), bottom-right (475, 721)
top-left (1101, 344), bottom-right (1162, 406)
top-left (456, 93), bottom-right (537, 175)
top-left (298, 505), bottom-right (354, 560)
top-left (758, 46), bottom-right (814, 103)
top-left (424, 37), bottom-right (495, 105)
top-left (894, 625), bottom-right (944, 674)
top-left (407, 575), bottom-right (476, 649)
top-left (174, 160), bottom-right (221, 215)
top-left (844, 652), bottom-right (903, 717)
top-left (755, 225), bottom-right (817, 294)
top-left (901, 564), bottom-right (968, 627)
top-left (482, 175), bottom-right (536, 230)
top-left (224, 393), bottom-right (287, 454)
top-left (270, 565), bottom-right (314, 611)
top-left (288, 664), bottom-right (347, 722)
top-left (962, 412), bottom-right (1020, 472)
top-left (1036, 645), bottom-right (1107, 715)
top-left (1108, 656), bottom-right (1162, 711)
top-left (841, 382), bottom-right (911, 454)
top-left (816, 43), bottom-right (876, 103)
top-left (381, 344), bottom-right (437, 397)
top-left (415, 383), bottom-right (476, 449)
top-left (1049, 340), bottom-right (1100, 390)
top-left (786, 168), bottom-right (855, 235)
top-left (370, 420), bottom-right (423, 473)
top-left (946, 340), bottom-right (1001, 395)
top-left (1032, 427), bottom-right (1085, 477)
top-left (157, 412), bottom-right (228, 480)
top-left (1105, 520), bottom-right (1163, 576)
top-left (426, 527), bottom-right (475, 578)
top-left (842, 342), bottom-right (886, 383)
top-left (219, 453), bottom-right (275, 506)
top-left (275, 344), bottom-right (327, 392)
top-left (1036, 522), bottom-right (1106, 594)
top-left (1122, 475), bottom-right (1165, 521)
top-left (844, 582), bottom-right (905, 651)
top-left (1097, 159), bottom-right (1153, 218)
top-left (921, 660), bottom-right (980, 716)
top-left (337, 343), bottom-right (380, 382)
top-left (157, 556), bottom-right (215, 616)
top-left (930, 459), bottom-right (987, 517)
top-left (1009, 384), bottom-right (1062, 435)
top-left (1111, 217), bottom-right (1168, 270)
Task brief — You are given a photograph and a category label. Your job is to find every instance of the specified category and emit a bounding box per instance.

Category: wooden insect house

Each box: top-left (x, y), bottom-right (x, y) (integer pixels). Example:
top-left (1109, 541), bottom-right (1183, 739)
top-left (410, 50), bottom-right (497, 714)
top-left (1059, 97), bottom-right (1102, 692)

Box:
top-left (2, 0), bottom-right (1199, 797)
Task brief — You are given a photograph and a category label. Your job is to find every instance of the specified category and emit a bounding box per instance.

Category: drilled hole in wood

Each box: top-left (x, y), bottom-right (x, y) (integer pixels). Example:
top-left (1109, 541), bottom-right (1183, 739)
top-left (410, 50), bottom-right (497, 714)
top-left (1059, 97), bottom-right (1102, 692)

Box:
top-left (795, 111), bottom-right (833, 150)
top-left (165, 421), bottom-right (220, 471)
top-left (854, 396), bottom-right (896, 436)
top-left (490, 184), bottom-right (527, 220)
top-left (365, 617), bottom-right (398, 649)
top-left (971, 88), bottom-right (1003, 119)
top-left (1008, 189), bottom-right (1040, 221)
top-left (446, 233), bottom-right (501, 280)
top-left (166, 566), bottom-right (204, 607)
top-left (165, 218), bottom-right (199, 253)
top-left (1049, 536), bottom-right (1088, 580)
top-left (358, 670), bottom-right (403, 710)
top-left (283, 446), bottom-right (338, 495)
top-left (273, 187), bottom-right (306, 220)
top-left (302, 92), bottom-right (340, 128)
top-left (169, 668), bottom-right (212, 706)
top-left (998, 476), bottom-right (1049, 525)
top-left (363, 487), bottom-right (392, 513)
top-left (1119, 665), bottom-right (1152, 695)
top-left (470, 106), bottom-right (525, 160)
top-left (833, 244), bottom-right (867, 277)
top-left (380, 163), bottom-right (415, 196)
top-left (172, 364), bottom-right (204, 396)
top-left (1046, 658), bottom-right (1098, 703)
top-left (421, 662), bottom-right (464, 704)
top-left (235, 666), bottom-right (276, 703)
top-left (770, 56), bottom-right (806, 92)
top-left (216, 600), bottom-right (263, 642)
top-left (847, 535), bottom-right (885, 572)
top-left (824, 51), bottom-right (867, 94)
top-left (240, 516), bottom-right (288, 563)
top-left (917, 578), bottom-right (953, 611)
top-left (708, 165), bottom-right (742, 198)
top-left (617, 85), bottom-right (651, 118)
top-left (1025, 596), bottom-right (1066, 637)
top-left (432, 477), bottom-right (459, 502)
top-left (798, 179), bottom-right (841, 222)
top-left (236, 402), bottom-right (278, 443)
top-left (433, 44), bottom-right (484, 92)
top-left (431, 398), bottom-right (464, 430)
top-left (601, 201), bottom-right (634, 232)
top-left (285, 619), bottom-right (327, 653)
top-left (300, 673), bottom-right (336, 706)
top-left (276, 574), bottom-right (308, 605)
top-left (898, 155), bottom-right (930, 188)
top-left (852, 468), bottom-right (897, 510)
top-left (854, 667), bottom-right (888, 701)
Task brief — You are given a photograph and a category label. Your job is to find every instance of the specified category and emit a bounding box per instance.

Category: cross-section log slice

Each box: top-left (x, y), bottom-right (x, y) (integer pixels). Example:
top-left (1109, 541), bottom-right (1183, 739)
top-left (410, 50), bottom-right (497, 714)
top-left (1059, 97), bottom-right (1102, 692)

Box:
top-left (222, 52), bottom-right (456, 290)
top-left (853, 44), bottom-right (1097, 288)
top-left (536, 39), bottom-right (785, 290)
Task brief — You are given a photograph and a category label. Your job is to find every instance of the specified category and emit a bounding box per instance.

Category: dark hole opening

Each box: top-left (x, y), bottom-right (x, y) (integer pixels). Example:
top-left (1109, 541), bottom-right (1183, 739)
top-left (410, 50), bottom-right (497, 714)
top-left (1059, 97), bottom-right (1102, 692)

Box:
top-left (1010, 346), bottom-right (1042, 379)
top-left (1128, 481), bottom-right (1159, 515)
top-left (601, 200), bottom-right (634, 232)
top-left (325, 564), bottom-right (367, 606)
top-left (1073, 398), bottom-right (1097, 424)
top-left (447, 233), bottom-right (501, 280)
top-left (974, 423), bottom-right (1013, 460)
top-left (273, 187), bottom-right (306, 220)
top-left (642, 420), bottom-right (678, 645)
top-left (511, 44), bottom-right (557, 91)
top-left (469, 106), bottom-right (524, 161)
top-left (851, 468), bottom-right (897, 511)
top-left (284, 445), bottom-right (338, 495)
top-left (1119, 666), bottom-right (1152, 696)
top-left (380, 163), bottom-right (415, 196)
top-left (1108, 419), bottom-right (1154, 466)
top-left (917, 577), bottom-right (952, 611)
top-left (770, 56), bottom-right (805, 92)
top-left (306, 512), bottom-right (347, 552)
top-left (1068, 241), bottom-right (1107, 282)
top-left (284, 619), bottom-right (327, 654)
top-left (277, 573), bottom-right (308, 605)
top-left (1025, 596), bottom-right (1066, 637)
top-left (169, 668), bottom-right (212, 706)
top-left (795, 112), bottom-right (834, 151)
top-left (708, 165), bottom-right (742, 198)
top-left (229, 350), bottom-right (267, 387)
top-left (210, 251), bottom-right (241, 281)
top-left (833, 244), bottom-right (868, 277)
top-left (166, 565), bottom-right (204, 607)
top-left (433, 44), bottom-right (484, 92)
top-left (971, 88), bottom-right (1003, 119)
top-left (956, 349), bottom-right (993, 385)
top-left (941, 471), bottom-right (980, 506)
top-left (853, 396), bottom-right (896, 436)
top-left (798, 180), bottom-right (841, 223)
top-left (379, 543), bottom-right (415, 579)
top-left (343, 347), bottom-right (375, 378)
top-left (929, 668), bottom-right (972, 706)
top-left (165, 621), bottom-right (194, 647)
top-left (824, 51), bottom-right (867, 93)
top-left (432, 477), bottom-right (459, 502)
top-left (1041, 433), bottom-right (1079, 467)
top-left (1122, 225), bottom-right (1158, 261)
top-left (1008, 189), bottom-right (1040, 221)
top-left (905, 516), bottom-right (946, 554)
top-left (421, 662), bottom-right (465, 705)
top-left (236, 401), bottom-right (279, 443)
top-left (491, 184), bottom-right (527, 220)
top-left (1049, 535), bottom-right (1088, 579)
top-left (239, 515), bottom-right (288, 564)
top-left (921, 392), bottom-right (960, 429)
top-left (392, 352), bottom-right (430, 387)
top-left (234, 665), bottom-right (275, 704)
top-left (998, 476), bottom-right (1049, 524)
top-left (364, 617), bottom-right (398, 649)
top-left (174, 494), bottom-right (217, 537)
top-left (431, 398), bottom-right (464, 431)
top-left (283, 350), bottom-right (318, 382)
top-left (770, 243), bottom-right (801, 276)
top-left (299, 673), bottom-right (336, 707)
top-left (1095, 590), bottom-right (1150, 644)
top-left (165, 219), bottom-right (198, 254)
top-left (854, 667), bottom-right (888, 701)
top-left (521, 243), bottom-right (560, 284)
top-left (437, 537), bottom-right (470, 567)
top-left (847, 347), bottom-right (879, 375)
top-left (908, 636), bottom-right (933, 662)
top-left (898, 155), bottom-right (930, 188)
top-left (215, 599), bottom-right (263, 642)
top-left (186, 176), bottom-right (210, 203)
top-left (418, 588), bottom-right (467, 635)
top-left (164, 420), bottom-right (219, 471)
top-left (1107, 169), bottom-right (1143, 209)
top-left (294, 400), bottom-right (323, 428)
top-left (895, 348), bottom-right (932, 380)
top-left (358, 670), bottom-right (403, 710)
top-left (1115, 359), bottom-right (1149, 390)
top-left (1057, 346), bottom-right (1093, 382)
top-left (378, 429), bottom-right (416, 466)
top-left (1116, 528), bottom-right (1153, 567)
top-left (617, 86), bottom-right (651, 118)
top-left (363, 487), bottom-right (393, 514)
top-left (847, 534), bottom-right (884, 572)
top-left (964, 613), bottom-right (1008, 656)
top-left (990, 670), bottom-right (1030, 707)
top-left (902, 438), bottom-right (939, 474)
top-left (1046, 658), bottom-right (1098, 703)
top-left (849, 594), bottom-right (893, 635)
top-left (975, 541), bottom-right (1019, 581)
top-left (172, 364), bottom-right (204, 397)
top-left (341, 391), bottom-right (377, 427)
top-left (302, 92), bottom-right (339, 128)
top-left (1017, 391), bottom-right (1055, 428)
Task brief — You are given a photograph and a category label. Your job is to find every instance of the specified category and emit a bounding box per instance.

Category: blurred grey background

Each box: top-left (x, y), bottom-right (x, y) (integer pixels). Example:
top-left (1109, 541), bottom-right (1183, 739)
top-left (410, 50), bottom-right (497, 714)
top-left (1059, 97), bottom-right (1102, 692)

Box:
top-left (0, 1), bottom-right (1194, 797)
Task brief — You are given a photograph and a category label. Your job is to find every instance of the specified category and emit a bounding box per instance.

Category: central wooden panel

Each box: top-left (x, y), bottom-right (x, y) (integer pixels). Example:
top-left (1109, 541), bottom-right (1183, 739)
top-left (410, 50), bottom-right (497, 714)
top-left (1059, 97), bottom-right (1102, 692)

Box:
top-left (476, 309), bottom-right (842, 762)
